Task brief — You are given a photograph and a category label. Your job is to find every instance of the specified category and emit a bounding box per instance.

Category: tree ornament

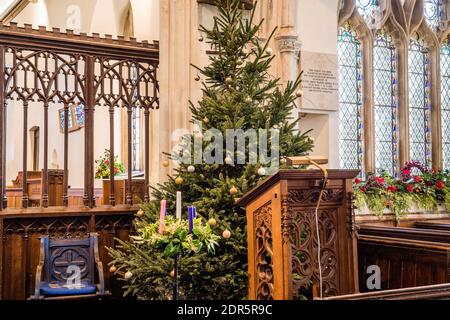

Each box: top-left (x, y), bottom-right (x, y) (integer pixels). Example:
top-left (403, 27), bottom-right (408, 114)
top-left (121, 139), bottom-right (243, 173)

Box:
top-left (237, 58), bottom-right (244, 66)
top-left (198, 35), bottom-right (204, 42)
top-left (203, 117), bottom-right (209, 124)
top-left (280, 157), bottom-right (287, 165)
top-left (267, 47), bottom-right (273, 55)
top-left (109, 265), bottom-right (117, 273)
top-left (170, 270), bottom-right (176, 278)
top-left (208, 218), bottom-right (217, 228)
top-left (257, 167), bottom-right (266, 176)
top-left (273, 124), bottom-right (279, 130)
top-left (229, 186), bottom-right (238, 195)
top-left (225, 156), bottom-right (234, 165)
top-left (195, 74), bottom-right (201, 81)
top-left (222, 230), bottom-right (231, 240)
top-left (296, 89), bottom-right (303, 98)
top-left (225, 76), bottom-right (233, 84)
top-left (175, 177), bottom-right (184, 185)
top-left (187, 165), bottom-right (195, 173)
top-left (245, 96), bottom-right (252, 104)
top-left (124, 271), bottom-right (133, 281)
top-left (162, 160), bottom-right (170, 168)
top-left (136, 209), bottom-right (145, 218)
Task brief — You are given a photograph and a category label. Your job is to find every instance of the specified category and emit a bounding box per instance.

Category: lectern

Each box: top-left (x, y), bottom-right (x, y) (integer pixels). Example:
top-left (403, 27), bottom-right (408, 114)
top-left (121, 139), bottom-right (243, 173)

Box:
top-left (236, 170), bottom-right (360, 300)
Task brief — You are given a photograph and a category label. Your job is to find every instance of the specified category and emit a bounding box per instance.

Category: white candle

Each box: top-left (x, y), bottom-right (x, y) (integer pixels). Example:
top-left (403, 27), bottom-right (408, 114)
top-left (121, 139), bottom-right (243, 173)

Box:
top-left (176, 192), bottom-right (182, 221)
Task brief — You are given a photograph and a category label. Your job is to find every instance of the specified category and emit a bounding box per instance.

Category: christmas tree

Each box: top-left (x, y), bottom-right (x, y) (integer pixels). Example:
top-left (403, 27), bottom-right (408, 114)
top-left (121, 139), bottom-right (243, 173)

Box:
top-left (107, 0), bottom-right (313, 300)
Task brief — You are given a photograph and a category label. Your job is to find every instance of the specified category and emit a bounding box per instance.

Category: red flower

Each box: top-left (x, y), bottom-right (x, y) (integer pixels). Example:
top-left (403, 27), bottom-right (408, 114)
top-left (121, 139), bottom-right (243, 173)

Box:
top-left (414, 176), bottom-right (422, 183)
top-left (437, 180), bottom-right (444, 190)
top-left (407, 184), bottom-right (413, 193)
top-left (375, 177), bottom-right (385, 185)
top-left (360, 186), bottom-right (367, 193)
top-left (105, 160), bottom-right (110, 166)
top-left (403, 169), bottom-right (411, 176)
top-left (387, 185), bottom-right (398, 193)
top-left (354, 178), bottom-right (361, 184)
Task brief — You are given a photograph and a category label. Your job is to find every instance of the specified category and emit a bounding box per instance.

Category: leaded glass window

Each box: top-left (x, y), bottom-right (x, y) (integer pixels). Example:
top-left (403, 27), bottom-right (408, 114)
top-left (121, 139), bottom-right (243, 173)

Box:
top-left (408, 34), bottom-right (432, 168)
top-left (356, 0), bottom-right (382, 27)
top-left (374, 31), bottom-right (398, 175)
top-left (132, 107), bottom-right (141, 172)
top-left (442, 39), bottom-right (450, 170)
top-left (424, 0), bottom-right (444, 30)
top-left (338, 27), bottom-right (363, 170)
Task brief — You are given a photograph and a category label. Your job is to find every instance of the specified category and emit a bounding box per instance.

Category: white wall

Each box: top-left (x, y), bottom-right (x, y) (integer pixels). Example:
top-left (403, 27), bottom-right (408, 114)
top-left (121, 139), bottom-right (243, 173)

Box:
top-left (297, 0), bottom-right (340, 168)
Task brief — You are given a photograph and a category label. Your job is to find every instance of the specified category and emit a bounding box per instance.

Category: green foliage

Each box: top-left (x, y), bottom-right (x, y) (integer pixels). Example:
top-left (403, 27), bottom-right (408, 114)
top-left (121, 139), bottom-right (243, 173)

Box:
top-left (354, 163), bottom-right (450, 222)
top-left (106, 0), bottom-right (313, 300)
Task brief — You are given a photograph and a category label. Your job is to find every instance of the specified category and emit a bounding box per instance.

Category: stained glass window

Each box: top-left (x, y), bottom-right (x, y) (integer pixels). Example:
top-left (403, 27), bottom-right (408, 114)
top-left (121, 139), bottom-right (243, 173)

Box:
top-left (408, 34), bottom-right (432, 168)
top-left (441, 39), bottom-right (450, 170)
top-left (338, 26), bottom-right (363, 170)
top-left (424, 0), bottom-right (444, 30)
top-left (374, 31), bottom-right (398, 175)
top-left (356, 0), bottom-right (382, 27)
top-left (132, 107), bottom-right (141, 172)
top-left (74, 104), bottom-right (85, 127)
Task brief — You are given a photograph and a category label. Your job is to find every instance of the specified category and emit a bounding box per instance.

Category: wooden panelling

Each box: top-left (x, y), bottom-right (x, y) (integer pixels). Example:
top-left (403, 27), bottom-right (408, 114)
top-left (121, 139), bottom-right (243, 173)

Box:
top-left (0, 207), bottom-right (135, 300)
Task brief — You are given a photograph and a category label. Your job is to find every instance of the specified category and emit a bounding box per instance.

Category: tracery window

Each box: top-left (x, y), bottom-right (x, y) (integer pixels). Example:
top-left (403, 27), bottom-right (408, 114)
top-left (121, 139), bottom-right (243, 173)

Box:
top-left (442, 38), bottom-right (450, 169)
top-left (408, 34), bottom-right (432, 168)
top-left (373, 30), bottom-right (399, 175)
top-left (338, 26), bottom-right (363, 170)
top-left (424, 0), bottom-right (444, 30)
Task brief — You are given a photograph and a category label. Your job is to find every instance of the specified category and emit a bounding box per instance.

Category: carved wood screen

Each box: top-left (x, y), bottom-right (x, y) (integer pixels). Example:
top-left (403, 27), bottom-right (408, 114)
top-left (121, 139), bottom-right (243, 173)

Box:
top-left (0, 23), bottom-right (159, 209)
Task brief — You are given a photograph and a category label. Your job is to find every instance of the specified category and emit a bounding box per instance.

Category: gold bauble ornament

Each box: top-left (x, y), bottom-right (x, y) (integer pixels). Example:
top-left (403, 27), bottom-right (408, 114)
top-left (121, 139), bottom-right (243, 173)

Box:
top-left (245, 96), bottom-right (252, 104)
top-left (267, 47), bottom-right (273, 55)
top-left (198, 35), bottom-right (204, 42)
top-left (175, 177), bottom-right (184, 185)
top-left (296, 89), bottom-right (303, 98)
top-left (170, 270), bottom-right (176, 278)
top-left (208, 218), bottom-right (217, 228)
top-left (109, 265), bottom-right (117, 273)
top-left (203, 117), bottom-right (209, 124)
top-left (195, 74), bottom-right (201, 81)
top-left (222, 230), bottom-right (232, 240)
top-left (136, 209), bottom-right (145, 218)
top-left (257, 167), bottom-right (266, 176)
top-left (163, 160), bottom-right (170, 168)
top-left (225, 76), bottom-right (233, 84)
top-left (229, 186), bottom-right (238, 195)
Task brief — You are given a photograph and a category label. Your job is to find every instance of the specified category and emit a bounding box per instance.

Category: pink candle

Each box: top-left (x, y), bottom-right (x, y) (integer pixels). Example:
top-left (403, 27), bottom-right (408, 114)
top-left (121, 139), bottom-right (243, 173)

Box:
top-left (159, 200), bottom-right (167, 235)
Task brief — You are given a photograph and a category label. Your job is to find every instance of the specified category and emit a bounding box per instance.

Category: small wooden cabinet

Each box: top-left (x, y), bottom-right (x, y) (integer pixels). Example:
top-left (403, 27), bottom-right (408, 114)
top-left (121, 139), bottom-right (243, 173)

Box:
top-left (237, 169), bottom-right (360, 300)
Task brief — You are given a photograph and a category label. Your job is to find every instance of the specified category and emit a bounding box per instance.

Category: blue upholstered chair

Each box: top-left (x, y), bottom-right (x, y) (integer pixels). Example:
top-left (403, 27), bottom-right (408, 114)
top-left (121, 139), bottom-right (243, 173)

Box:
top-left (32, 233), bottom-right (109, 300)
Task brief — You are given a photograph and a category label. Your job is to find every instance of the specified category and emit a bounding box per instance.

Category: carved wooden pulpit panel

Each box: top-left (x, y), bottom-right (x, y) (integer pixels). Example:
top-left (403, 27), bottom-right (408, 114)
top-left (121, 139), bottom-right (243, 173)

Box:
top-left (237, 170), bottom-right (360, 300)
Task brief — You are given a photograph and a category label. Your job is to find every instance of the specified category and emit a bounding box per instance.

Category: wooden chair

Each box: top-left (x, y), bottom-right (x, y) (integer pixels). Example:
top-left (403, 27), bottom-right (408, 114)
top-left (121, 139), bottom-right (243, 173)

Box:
top-left (31, 233), bottom-right (110, 300)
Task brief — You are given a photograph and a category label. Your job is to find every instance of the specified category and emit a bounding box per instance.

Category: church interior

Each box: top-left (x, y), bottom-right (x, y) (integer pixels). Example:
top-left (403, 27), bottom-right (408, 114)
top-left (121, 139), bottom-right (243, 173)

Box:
top-left (1, 0), bottom-right (450, 303)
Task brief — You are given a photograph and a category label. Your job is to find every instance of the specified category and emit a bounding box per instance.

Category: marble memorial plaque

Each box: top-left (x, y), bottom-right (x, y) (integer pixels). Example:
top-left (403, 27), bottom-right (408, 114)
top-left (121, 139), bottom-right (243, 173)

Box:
top-left (300, 51), bottom-right (339, 112)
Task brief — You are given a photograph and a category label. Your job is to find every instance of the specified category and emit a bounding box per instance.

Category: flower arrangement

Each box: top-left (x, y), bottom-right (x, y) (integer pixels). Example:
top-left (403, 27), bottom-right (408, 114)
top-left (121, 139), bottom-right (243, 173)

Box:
top-left (95, 149), bottom-right (125, 179)
top-left (354, 161), bottom-right (450, 221)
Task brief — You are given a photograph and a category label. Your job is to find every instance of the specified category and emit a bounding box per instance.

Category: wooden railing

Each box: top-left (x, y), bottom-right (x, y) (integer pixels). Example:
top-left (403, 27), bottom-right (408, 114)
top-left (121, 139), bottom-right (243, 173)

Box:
top-left (0, 23), bottom-right (159, 210)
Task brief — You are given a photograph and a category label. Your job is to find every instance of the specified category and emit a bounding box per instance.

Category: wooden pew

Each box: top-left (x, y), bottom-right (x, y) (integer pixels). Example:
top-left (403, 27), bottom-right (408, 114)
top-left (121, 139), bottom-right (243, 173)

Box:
top-left (359, 224), bottom-right (450, 244)
top-left (358, 235), bottom-right (450, 292)
top-left (415, 220), bottom-right (450, 232)
top-left (323, 283), bottom-right (450, 300)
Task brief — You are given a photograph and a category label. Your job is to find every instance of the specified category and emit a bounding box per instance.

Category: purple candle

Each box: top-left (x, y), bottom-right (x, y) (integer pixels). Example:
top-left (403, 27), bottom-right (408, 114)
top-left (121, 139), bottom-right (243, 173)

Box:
top-left (159, 200), bottom-right (167, 235)
top-left (188, 206), bottom-right (194, 234)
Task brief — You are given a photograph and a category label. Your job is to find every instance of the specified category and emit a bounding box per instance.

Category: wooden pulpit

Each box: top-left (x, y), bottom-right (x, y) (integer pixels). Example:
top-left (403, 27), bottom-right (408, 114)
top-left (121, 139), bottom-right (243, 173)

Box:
top-left (236, 169), bottom-right (360, 300)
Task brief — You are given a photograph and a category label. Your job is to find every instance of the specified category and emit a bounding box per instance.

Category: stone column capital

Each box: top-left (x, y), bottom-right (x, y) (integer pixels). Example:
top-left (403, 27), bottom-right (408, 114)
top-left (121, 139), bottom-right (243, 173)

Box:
top-left (275, 34), bottom-right (301, 55)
